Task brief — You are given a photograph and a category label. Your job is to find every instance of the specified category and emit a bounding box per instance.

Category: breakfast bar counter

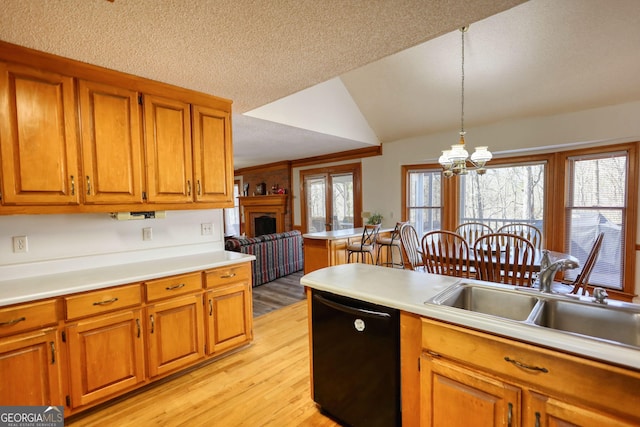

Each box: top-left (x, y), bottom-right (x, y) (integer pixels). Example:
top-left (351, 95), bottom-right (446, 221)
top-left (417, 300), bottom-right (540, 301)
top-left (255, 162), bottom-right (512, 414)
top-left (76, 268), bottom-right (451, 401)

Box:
top-left (301, 263), bottom-right (640, 370)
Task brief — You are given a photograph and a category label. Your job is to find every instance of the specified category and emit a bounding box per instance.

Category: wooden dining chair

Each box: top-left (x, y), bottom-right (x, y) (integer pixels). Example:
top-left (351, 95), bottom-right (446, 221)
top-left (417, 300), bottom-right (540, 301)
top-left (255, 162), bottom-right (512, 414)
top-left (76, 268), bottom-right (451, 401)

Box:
top-left (455, 222), bottom-right (493, 247)
top-left (497, 223), bottom-right (542, 249)
top-left (399, 223), bottom-right (425, 271)
top-left (346, 224), bottom-right (380, 264)
top-left (474, 232), bottom-right (536, 286)
top-left (552, 232), bottom-right (605, 295)
top-left (422, 230), bottom-right (470, 278)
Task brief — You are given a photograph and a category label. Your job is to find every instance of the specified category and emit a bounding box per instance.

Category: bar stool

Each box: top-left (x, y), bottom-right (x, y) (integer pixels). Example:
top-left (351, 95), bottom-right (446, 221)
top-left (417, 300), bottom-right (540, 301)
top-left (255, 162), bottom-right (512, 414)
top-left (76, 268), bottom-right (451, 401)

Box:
top-left (376, 221), bottom-right (406, 268)
top-left (347, 224), bottom-right (380, 264)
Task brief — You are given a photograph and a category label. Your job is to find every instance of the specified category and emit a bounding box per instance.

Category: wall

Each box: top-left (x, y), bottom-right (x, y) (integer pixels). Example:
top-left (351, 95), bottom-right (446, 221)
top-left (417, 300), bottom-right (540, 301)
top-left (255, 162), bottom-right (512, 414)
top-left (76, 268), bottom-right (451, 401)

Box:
top-left (0, 209), bottom-right (224, 280)
top-left (291, 100), bottom-right (640, 298)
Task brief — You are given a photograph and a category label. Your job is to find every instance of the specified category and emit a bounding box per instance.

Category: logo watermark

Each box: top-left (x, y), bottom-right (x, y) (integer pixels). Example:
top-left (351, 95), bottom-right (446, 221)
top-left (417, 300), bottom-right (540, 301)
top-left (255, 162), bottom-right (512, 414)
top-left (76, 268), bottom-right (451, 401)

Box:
top-left (0, 406), bottom-right (63, 427)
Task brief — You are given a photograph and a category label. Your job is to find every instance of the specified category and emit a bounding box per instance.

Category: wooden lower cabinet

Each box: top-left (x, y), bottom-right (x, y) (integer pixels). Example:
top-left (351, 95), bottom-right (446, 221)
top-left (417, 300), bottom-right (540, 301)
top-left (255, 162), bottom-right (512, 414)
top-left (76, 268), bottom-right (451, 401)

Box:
top-left (0, 328), bottom-right (63, 406)
top-left (205, 282), bottom-right (252, 355)
top-left (146, 293), bottom-right (205, 378)
top-left (420, 319), bottom-right (640, 427)
top-left (421, 355), bottom-right (520, 427)
top-left (303, 231), bottom-right (391, 274)
top-left (65, 308), bottom-right (145, 408)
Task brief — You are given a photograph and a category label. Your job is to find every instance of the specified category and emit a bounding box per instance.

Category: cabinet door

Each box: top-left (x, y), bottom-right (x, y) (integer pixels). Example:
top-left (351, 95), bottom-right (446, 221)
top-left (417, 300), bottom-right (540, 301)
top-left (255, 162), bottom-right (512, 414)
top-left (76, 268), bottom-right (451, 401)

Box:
top-left (191, 104), bottom-right (233, 205)
top-left (205, 282), bottom-right (252, 355)
top-left (421, 354), bottom-right (521, 427)
top-left (526, 391), bottom-right (637, 427)
top-left (66, 309), bottom-right (145, 408)
top-left (0, 62), bottom-right (79, 205)
top-left (78, 80), bottom-right (144, 204)
top-left (147, 294), bottom-right (204, 377)
top-left (143, 94), bottom-right (193, 203)
top-left (0, 328), bottom-right (63, 406)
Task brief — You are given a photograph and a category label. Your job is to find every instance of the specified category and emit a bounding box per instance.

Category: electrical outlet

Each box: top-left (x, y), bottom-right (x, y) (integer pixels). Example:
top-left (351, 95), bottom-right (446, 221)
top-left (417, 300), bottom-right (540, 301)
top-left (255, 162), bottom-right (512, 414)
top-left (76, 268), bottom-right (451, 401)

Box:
top-left (142, 227), bottom-right (153, 241)
top-left (201, 223), bottom-right (213, 235)
top-left (12, 236), bottom-right (28, 253)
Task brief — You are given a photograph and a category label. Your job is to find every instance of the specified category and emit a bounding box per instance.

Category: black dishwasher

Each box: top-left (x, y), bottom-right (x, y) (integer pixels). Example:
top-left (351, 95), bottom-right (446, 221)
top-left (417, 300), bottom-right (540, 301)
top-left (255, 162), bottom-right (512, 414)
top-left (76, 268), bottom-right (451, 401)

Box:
top-left (311, 289), bottom-right (401, 427)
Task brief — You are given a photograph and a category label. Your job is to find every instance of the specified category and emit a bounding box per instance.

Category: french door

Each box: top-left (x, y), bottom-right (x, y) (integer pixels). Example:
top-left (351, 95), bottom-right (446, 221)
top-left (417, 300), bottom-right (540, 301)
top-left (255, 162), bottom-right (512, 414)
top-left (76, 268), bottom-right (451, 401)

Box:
top-left (301, 164), bottom-right (362, 233)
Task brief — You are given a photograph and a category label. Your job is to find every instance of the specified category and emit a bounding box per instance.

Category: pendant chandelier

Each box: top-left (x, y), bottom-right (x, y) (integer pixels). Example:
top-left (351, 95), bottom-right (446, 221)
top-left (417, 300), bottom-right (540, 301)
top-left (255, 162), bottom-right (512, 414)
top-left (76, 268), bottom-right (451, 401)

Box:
top-left (439, 26), bottom-right (492, 177)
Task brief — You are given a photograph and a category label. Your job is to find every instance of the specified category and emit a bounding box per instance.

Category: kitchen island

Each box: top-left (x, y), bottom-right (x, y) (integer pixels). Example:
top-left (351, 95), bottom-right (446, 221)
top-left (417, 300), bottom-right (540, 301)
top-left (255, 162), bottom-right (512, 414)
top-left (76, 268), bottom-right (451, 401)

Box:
top-left (301, 263), bottom-right (640, 426)
top-left (302, 227), bottom-right (393, 274)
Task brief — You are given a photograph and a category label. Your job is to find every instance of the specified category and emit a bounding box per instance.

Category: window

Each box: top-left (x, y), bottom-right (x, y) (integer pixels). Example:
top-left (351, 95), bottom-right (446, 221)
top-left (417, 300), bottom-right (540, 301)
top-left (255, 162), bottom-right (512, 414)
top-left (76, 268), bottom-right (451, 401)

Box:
top-left (565, 152), bottom-right (628, 290)
top-left (459, 162), bottom-right (546, 233)
top-left (224, 180), bottom-right (241, 236)
top-left (405, 168), bottom-right (442, 236)
top-left (402, 143), bottom-right (637, 297)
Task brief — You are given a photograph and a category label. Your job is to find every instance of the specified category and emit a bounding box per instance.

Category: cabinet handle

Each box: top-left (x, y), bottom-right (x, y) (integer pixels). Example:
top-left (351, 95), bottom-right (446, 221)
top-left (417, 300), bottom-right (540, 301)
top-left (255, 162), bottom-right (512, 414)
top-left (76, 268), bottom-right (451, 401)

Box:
top-left (220, 273), bottom-right (236, 279)
top-left (187, 180), bottom-right (192, 196)
top-left (535, 412), bottom-right (541, 427)
top-left (50, 341), bottom-right (55, 364)
top-left (150, 314), bottom-right (154, 334)
top-left (93, 297), bottom-right (118, 306)
top-left (197, 180), bottom-right (201, 195)
top-left (0, 316), bottom-right (26, 327)
top-left (136, 318), bottom-right (141, 338)
top-left (504, 356), bottom-right (548, 373)
top-left (70, 175), bottom-right (75, 195)
top-left (86, 176), bottom-right (91, 195)
top-left (165, 283), bottom-right (185, 291)
top-left (507, 402), bottom-right (513, 427)
top-left (209, 299), bottom-right (213, 316)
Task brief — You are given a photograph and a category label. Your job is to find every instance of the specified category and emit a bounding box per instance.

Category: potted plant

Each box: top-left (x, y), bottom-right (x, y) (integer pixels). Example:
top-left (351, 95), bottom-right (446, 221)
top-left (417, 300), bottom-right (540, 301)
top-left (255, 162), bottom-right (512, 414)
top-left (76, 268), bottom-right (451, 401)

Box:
top-left (367, 212), bottom-right (383, 225)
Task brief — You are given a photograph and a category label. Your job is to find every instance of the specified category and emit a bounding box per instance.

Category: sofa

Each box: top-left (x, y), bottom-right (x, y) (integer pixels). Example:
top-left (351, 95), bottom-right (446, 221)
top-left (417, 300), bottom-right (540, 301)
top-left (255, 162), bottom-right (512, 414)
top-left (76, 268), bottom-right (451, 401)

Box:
top-left (224, 230), bottom-right (304, 287)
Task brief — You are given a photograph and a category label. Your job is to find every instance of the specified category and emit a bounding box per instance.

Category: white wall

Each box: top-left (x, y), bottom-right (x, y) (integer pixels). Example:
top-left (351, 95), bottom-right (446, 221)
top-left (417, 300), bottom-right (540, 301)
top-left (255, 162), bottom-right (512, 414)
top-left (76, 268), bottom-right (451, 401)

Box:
top-left (0, 209), bottom-right (224, 280)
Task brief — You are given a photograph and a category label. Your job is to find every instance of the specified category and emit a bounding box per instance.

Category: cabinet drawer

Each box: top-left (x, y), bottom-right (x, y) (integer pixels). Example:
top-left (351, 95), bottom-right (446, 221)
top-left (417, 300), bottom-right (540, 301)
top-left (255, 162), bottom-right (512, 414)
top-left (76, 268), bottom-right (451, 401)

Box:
top-left (65, 284), bottom-right (142, 320)
top-left (0, 299), bottom-right (59, 337)
top-left (422, 318), bottom-right (640, 419)
top-left (145, 272), bottom-right (202, 302)
top-left (205, 263), bottom-right (251, 288)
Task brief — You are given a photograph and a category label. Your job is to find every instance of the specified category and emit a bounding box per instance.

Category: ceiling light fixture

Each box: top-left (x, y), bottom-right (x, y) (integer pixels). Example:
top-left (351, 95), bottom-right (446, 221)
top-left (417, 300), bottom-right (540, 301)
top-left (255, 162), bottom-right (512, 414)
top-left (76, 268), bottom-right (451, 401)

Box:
top-left (439, 26), bottom-right (492, 177)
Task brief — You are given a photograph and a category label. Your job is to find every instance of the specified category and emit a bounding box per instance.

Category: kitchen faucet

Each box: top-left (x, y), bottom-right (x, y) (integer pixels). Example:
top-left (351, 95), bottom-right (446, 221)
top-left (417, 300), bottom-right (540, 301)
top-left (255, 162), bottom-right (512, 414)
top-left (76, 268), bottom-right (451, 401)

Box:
top-left (536, 250), bottom-right (579, 293)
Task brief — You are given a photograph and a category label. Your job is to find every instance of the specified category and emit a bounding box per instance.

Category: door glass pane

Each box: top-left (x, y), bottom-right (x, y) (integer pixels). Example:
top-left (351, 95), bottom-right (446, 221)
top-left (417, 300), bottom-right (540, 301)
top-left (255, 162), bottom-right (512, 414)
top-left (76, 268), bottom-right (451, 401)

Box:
top-left (305, 176), bottom-right (327, 232)
top-left (331, 173), bottom-right (354, 230)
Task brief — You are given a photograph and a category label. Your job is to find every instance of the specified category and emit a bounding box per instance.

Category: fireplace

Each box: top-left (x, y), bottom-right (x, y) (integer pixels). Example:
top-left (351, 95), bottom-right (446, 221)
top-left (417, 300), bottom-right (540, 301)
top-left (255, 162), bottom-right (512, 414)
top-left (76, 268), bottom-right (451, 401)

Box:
top-left (238, 195), bottom-right (288, 238)
top-left (255, 215), bottom-right (276, 236)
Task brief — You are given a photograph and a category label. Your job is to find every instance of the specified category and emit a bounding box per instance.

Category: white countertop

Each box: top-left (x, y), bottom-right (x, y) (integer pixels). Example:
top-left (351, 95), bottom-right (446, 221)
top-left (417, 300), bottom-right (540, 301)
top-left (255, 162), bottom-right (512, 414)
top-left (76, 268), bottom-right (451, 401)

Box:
top-left (303, 227), bottom-right (393, 240)
top-left (0, 251), bottom-right (255, 307)
top-left (301, 263), bottom-right (640, 371)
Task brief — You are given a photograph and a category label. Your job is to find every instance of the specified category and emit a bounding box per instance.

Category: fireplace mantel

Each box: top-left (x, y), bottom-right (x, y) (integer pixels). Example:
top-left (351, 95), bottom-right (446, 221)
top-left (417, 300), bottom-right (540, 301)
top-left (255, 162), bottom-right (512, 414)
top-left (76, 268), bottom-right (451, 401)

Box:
top-left (239, 195), bottom-right (288, 237)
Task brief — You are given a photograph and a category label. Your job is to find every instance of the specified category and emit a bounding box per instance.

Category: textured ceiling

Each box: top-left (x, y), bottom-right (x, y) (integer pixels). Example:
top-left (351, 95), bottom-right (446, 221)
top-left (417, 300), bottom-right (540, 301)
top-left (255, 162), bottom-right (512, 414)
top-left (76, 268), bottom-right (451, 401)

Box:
top-left (2, 0), bottom-right (639, 170)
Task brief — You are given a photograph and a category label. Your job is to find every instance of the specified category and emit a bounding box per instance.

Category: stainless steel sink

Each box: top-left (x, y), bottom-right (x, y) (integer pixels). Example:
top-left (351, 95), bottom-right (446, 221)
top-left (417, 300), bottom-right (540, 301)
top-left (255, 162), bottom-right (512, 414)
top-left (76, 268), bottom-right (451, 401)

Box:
top-left (427, 282), bottom-right (640, 349)
top-left (429, 283), bottom-right (540, 321)
top-left (531, 299), bottom-right (640, 347)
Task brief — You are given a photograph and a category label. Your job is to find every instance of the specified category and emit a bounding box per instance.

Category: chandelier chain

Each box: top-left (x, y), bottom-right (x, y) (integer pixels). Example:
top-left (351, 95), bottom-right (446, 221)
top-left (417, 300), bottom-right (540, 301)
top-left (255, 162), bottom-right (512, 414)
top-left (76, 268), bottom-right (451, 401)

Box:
top-left (460, 27), bottom-right (465, 135)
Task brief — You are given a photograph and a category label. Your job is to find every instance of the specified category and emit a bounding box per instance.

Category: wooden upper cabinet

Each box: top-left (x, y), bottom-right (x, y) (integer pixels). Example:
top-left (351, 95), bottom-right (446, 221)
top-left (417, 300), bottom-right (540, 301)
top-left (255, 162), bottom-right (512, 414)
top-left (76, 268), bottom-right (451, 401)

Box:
top-left (78, 80), bottom-right (144, 204)
top-left (143, 94), bottom-right (193, 203)
top-left (192, 104), bottom-right (233, 205)
top-left (0, 62), bottom-right (79, 205)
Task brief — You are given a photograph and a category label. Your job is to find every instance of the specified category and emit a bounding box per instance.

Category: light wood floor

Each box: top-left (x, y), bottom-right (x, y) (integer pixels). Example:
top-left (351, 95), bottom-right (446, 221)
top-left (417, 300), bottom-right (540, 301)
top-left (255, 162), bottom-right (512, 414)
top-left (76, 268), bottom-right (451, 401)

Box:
top-left (66, 300), bottom-right (339, 427)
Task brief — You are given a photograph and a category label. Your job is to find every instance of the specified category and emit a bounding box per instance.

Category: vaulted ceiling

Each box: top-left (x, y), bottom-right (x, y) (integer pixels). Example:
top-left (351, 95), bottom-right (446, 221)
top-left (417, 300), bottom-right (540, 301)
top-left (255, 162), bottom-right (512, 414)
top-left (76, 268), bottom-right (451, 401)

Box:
top-left (2, 0), bottom-right (639, 169)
